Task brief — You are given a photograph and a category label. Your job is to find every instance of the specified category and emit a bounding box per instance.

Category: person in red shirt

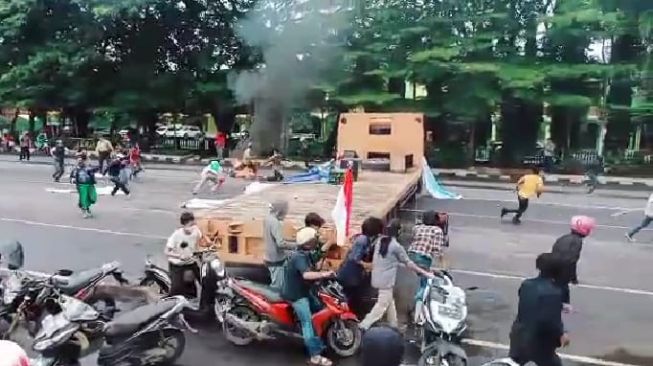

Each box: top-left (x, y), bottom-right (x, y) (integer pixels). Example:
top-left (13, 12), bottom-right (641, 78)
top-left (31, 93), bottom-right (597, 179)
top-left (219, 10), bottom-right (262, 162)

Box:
top-left (215, 131), bottom-right (226, 160)
top-left (129, 142), bottom-right (143, 177)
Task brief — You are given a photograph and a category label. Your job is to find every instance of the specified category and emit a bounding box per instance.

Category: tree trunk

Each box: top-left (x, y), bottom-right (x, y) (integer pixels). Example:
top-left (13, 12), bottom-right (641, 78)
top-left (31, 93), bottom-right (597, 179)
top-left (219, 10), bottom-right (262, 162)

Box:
top-left (71, 108), bottom-right (91, 137)
top-left (9, 109), bottom-right (19, 136)
top-left (500, 93), bottom-right (542, 166)
top-left (28, 109), bottom-right (36, 136)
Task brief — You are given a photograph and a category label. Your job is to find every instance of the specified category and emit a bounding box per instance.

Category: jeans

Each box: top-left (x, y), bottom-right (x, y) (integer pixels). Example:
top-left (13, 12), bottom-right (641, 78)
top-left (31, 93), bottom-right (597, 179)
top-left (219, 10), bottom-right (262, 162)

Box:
top-left (409, 252), bottom-right (432, 301)
top-left (267, 265), bottom-right (285, 290)
top-left (359, 288), bottom-right (397, 330)
top-left (193, 172), bottom-right (223, 194)
top-left (544, 156), bottom-right (554, 173)
top-left (292, 297), bottom-right (325, 357)
top-left (53, 160), bottom-right (65, 181)
top-left (110, 176), bottom-right (130, 195)
top-left (97, 151), bottom-right (110, 173)
top-left (628, 216), bottom-right (653, 238)
top-left (19, 147), bottom-right (30, 161)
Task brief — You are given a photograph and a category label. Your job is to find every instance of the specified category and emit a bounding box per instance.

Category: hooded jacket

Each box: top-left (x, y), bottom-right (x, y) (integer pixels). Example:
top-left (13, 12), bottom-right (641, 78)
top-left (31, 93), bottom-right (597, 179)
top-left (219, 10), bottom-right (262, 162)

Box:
top-left (510, 276), bottom-right (564, 356)
top-left (263, 200), bottom-right (294, 265)
top-left (551, 232), bottom-right (583, 283)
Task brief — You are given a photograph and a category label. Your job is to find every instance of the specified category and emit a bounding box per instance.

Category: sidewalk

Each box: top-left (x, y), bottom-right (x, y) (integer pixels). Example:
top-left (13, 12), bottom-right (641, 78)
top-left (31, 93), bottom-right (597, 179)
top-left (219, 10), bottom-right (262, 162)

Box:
top-left (434, 168), bottom-right (653, 189)
top-left (4, 149), bottom-right (653, 190)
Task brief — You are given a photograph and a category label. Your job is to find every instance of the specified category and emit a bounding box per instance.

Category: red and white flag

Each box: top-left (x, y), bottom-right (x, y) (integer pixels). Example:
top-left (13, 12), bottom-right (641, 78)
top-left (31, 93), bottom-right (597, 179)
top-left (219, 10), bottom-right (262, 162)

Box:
top-left (331, 168), bottom-right (354, 246)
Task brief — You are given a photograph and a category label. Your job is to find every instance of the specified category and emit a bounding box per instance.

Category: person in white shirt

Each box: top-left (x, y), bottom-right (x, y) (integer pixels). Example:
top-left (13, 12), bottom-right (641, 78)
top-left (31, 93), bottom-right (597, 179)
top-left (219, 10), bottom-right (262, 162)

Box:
top-left (625, 193), bottom-right (653, 242)
top-left (192, 160), bottom-right (225, 195)
top-left (0, 340), bottom-right (29, 366)
top-left (165, 212), bottom-right (204, 297)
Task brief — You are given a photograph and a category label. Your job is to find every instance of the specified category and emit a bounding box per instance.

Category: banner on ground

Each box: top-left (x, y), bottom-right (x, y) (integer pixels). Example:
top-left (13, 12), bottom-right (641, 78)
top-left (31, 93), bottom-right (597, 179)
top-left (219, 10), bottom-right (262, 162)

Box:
top-left (421, 157), bottom-right (462, 199)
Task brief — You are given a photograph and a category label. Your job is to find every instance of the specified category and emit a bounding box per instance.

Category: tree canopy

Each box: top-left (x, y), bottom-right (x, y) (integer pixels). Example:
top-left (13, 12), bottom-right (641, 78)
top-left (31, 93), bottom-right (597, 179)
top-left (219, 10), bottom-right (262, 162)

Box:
top-left (0, 0), bottom-right (652, 161)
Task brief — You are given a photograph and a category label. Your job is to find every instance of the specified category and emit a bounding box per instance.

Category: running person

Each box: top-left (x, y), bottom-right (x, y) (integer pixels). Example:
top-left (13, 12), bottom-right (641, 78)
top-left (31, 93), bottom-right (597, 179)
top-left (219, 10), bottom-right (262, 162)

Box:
top-left (501, 167), bottom-right (544, 224)
top-left (51, 140), bottom-right (66, 182)
top-left (192, 160), bottom-right (225, 194)
top-left (625, 192), bottom-right (653, 242)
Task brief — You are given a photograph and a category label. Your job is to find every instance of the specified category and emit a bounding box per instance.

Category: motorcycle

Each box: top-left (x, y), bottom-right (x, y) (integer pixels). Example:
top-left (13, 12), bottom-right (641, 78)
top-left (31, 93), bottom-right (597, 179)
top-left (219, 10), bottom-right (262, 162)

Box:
top-left (97, 295), bottom-right (195, 366)
top-left (0, 262), bottom-right (128, 338)
top-left (29, 281), bottom-right (104, 366)
top-left (221, 277), bottom-right (362, 357)
top-left (414, 272), bottom-right (470, 366)
top-left (1, 261), bottom-right (128, 321)
top-left (139, 248), bottom-right (229, 319)
top-left (30, 290), bottom-right (195, 366)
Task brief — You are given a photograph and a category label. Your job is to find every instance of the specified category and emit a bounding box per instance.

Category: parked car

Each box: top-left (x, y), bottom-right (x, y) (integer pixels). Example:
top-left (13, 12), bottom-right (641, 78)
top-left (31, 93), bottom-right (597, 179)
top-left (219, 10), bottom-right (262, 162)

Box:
top-left (165, 125), bottom-right (203, 139)
top-left (155, 125), bottom-right (169, 136)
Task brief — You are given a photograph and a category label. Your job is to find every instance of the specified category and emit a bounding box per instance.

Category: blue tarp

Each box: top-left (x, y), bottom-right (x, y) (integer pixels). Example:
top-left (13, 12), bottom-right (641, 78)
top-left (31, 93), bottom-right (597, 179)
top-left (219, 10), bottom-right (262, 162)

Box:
top-left (421, 157), bottom-right (462, 199)
top-left (284, 160), bottom-right (334, 184)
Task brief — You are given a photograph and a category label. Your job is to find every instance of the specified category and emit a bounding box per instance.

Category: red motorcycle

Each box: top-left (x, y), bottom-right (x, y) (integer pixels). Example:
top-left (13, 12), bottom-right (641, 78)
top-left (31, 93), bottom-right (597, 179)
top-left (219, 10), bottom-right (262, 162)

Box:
top-left (220, 277), bottom-right (362, 357)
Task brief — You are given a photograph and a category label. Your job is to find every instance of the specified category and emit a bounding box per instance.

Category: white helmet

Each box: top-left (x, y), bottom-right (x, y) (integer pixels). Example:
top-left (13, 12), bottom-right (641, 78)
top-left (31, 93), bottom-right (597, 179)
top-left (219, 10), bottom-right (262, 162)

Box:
top-left (0, 340), bottom-right (29, 366)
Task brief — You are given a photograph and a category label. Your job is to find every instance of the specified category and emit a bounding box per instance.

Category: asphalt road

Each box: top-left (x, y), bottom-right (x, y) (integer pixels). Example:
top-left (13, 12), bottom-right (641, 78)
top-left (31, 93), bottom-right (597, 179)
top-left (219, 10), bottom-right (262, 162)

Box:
top-left (1, 158), bottom-right (652, 366)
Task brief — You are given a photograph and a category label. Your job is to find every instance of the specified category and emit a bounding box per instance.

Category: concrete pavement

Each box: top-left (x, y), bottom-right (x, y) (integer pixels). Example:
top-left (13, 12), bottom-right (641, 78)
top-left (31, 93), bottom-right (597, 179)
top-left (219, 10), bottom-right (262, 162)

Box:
top-left (1, 160), bottom-right (652, 366)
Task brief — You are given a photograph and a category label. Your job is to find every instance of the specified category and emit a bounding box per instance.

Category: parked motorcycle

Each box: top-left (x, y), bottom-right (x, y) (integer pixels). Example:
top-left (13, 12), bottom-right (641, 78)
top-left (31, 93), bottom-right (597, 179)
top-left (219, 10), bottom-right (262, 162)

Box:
top-left (30, 287), bottom-right (194, 366)
top-left (97, 295), bottom-right (195, 366)
top-left (30, 282), bottom-right (104, 366)
top-left (139, 249), bottom-right (229, 319)
top-left (414, 272), bottom-right (470, 366)
top-left (1, 261), bottom-right (127, 321)
top-left (221, 277), bottom-right (362, 357)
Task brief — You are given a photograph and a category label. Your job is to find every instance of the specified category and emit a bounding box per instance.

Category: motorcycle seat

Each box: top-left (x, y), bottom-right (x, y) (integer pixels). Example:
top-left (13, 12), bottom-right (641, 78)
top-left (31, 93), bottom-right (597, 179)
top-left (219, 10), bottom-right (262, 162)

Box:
top-left (104, 300), bottom-right (177, 338)
top-left (50, 267), bottom-right (106, 294)
top-left (236, 280), bottom-right (284, 303)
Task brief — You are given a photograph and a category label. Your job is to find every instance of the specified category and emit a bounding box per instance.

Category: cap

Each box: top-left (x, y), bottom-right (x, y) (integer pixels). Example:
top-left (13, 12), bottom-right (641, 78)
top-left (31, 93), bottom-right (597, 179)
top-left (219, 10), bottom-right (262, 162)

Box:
top-left (209, 160), bottom-right (222, 173)
top-left (296, 227), bottom-right (318, 245)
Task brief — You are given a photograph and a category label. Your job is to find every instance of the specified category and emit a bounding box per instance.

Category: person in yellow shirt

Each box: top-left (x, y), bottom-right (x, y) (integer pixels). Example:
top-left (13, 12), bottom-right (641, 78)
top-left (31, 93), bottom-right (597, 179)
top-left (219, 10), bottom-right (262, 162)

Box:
top-left (501, 167), bottom-right (544, 224)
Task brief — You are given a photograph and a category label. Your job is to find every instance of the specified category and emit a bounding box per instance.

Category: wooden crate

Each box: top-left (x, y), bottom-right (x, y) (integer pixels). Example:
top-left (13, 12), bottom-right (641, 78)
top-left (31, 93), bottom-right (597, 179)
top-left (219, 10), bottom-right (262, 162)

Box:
top-left (195, 169), bottom-right (422, 267)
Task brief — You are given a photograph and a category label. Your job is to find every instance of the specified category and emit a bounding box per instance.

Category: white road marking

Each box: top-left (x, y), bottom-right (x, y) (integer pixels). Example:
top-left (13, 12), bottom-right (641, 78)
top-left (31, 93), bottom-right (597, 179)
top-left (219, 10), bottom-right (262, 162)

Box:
top-left (419, 192), bottom-right (642, 211)
top-left (402, 209), bottom-right (652, 232)
top-left (0, 217), bottom-right (167, 240)
top-left (458, 338), bottom-right (641, 366)
top-left (452, 269), bottom-right (653, 297)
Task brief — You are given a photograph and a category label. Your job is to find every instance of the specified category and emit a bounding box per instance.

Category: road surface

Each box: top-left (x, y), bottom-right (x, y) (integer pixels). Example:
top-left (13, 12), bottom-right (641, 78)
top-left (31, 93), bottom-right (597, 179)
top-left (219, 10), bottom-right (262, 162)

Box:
top-left (1, 158), bottom-right (652, 366)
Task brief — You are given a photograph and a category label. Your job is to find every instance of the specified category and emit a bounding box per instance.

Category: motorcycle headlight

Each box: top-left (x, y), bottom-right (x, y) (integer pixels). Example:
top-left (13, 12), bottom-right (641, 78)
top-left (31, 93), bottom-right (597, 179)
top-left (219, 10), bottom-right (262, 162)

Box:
top-left (438, 305), bottom-right (464, 320)
top-left (210, 258), bottom-right (225, 278)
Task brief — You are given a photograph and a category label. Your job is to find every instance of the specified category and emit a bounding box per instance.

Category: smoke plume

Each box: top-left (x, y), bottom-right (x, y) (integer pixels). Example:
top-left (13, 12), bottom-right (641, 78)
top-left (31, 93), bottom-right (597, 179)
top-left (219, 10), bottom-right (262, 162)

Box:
top-left (228, 0), bottom-right (353, 154)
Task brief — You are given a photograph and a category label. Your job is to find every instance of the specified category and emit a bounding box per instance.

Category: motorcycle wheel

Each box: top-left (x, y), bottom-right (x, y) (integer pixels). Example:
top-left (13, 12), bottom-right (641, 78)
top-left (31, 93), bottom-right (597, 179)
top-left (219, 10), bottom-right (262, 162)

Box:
top-left (139, 277), bottom-right (169, 296)
top-left (222, 306), bottom-right (258, 346)
top-left (159, 329), bottom-right (186, 365)
top-left (418, 349), bottom-right (466, 366)
top-left (325, 319), bottom-right (362, 357)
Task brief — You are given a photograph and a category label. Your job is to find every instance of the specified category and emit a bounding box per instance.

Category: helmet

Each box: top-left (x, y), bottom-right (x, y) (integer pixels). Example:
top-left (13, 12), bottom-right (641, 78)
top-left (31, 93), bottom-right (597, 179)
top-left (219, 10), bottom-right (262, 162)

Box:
top-left (0, 340), bottom-right (29, 366)
top-left (570, 215), bottom-right (596, 236)
top-left (296, 227), bottom-right (318, 246)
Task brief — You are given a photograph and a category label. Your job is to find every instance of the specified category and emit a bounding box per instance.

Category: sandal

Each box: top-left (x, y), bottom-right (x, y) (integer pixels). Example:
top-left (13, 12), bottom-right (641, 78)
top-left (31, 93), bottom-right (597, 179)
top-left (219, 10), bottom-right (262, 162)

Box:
top-left (309, 356), bottom-right (333, 366)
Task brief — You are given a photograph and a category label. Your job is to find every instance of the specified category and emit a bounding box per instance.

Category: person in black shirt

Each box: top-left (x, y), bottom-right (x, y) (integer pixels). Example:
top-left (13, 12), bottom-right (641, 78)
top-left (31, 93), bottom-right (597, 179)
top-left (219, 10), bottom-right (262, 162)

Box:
top-left (337, 217), bottom-right (384, 317)
top-left (106, 154), bottom-right (130, 196)
top-left (281, 227), bottom-right (334, 366)
top-left (51, 140), bottom-right (66, 182)
top-left (509, 253), bottom-right (568, 366)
